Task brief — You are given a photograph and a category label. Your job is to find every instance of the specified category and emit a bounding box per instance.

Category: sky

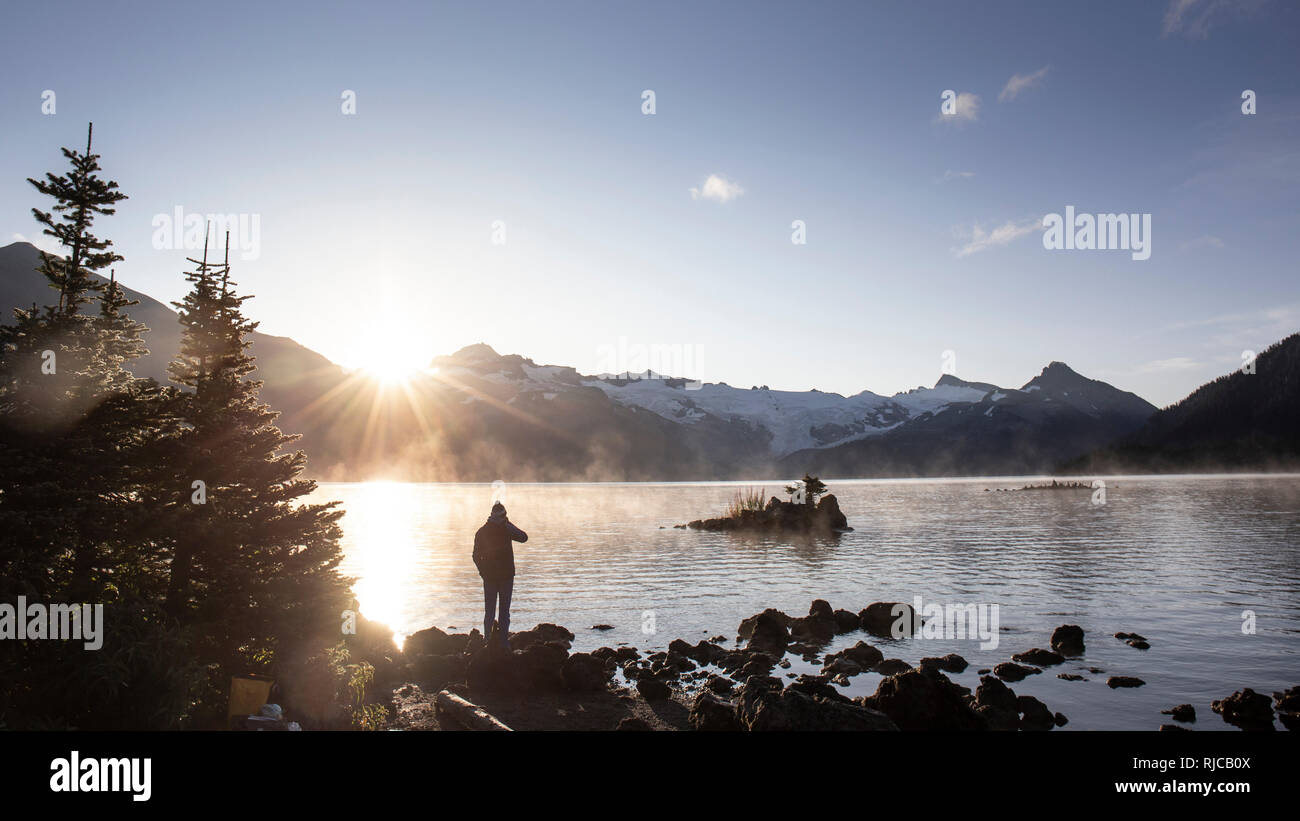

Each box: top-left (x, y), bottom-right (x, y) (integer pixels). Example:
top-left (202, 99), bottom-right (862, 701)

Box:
top-left (1, 0), bottom-right (1298, 407)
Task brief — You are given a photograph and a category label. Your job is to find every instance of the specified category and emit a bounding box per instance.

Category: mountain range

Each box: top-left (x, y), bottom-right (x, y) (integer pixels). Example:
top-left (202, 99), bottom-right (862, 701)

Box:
top-left (4, 240), bottom-right (1293, 480)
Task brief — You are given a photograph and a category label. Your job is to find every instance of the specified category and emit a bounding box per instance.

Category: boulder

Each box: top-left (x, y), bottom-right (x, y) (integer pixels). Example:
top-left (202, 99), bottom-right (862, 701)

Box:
top-left (994, 663), bottom-right (1041, 682)
top-left (1012, 648), bottom-right (1064, 667)
top-left (861, 668), bottom-right (987, 731)
top-left (1107, 676), bottom-right (1145, 689)
top-left (562, 652), bottom-right (612, 692)
top-left (404, 626), bottom-right (469, 657)
top-left (635, 676), bottom-right (673, 702)
top-left (509, 623), bottom-right (575, 651)
top-left (743, 610), bottom-right (791, 656)
top-left (832, 609), bottom-right (862, 633)
top-left (874, 658), bottom-right (912, 676)
top-left (859, 601), bottom-right (918, 637)
top-left (1017, 695), bottom-right (1055, 731)
top-left (1162, 704), bottom-right (1196, 723)
top-left (1050, 624), bottom-right (1085, 656)
top-left (616, 717), bottom-right (652, 731)
top-left (919, 653), bottom-right (969, 674)
top-left (735, 675), bottom-right (790, 731)
top-left (1211, 688), bottom-right (1274, 731)
top-left (689, 691), bottom-right (742, 731)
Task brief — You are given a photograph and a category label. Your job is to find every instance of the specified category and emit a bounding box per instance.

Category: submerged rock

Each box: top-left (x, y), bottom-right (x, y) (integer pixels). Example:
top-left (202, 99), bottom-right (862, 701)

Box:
top-left (1107, 676), bottom-right (1145, 689)
top-left (1162, 704), bottom-right (1196, 723)
top-left (1050, 624), bottom-right (1086, 656)
top-left (859, 601), bottom-right (918, 637)
top-left (1012, 648), bottom-right (1064, 667)
top-left (994, 662), bottom-right (1041, 682)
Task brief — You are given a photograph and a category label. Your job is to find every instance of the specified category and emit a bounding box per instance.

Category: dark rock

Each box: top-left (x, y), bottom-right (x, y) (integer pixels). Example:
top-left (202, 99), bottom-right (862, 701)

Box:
top-left (1012, 648), bottom-right (1064, 667)
top-left (832, 609), bottom-right (862, 633)
top-left (994, 662), bottom-right (1041, 682)
top-left (789, 614), bottom-right (835, 644)
top-left (738, 608), bottom-right (792, 638)
top-left (781, 688), bottom-right (897, 731)
top-left (1054, 712), bottom-right (1069, 727)
top-left (689, 691), bottom-right (741, 731)
top-left (1050, 624), bottom-right (1085, 656)
top-left (859, 601), bottom-right (918, 637)
top-left (591, 624), bottom-right (614, 631)
top-left (1279, 712), bottom-right (1300, 731)
top-left (1126, 639), bottom-right (1150, 650)
top-left (1107, 676), bottom-right (1145, 689)
top-left (562, 652), bottom-right (612, 692)
top-left (919, 653), bottom-right (968, 674)
top-left (825, 640), bottom-right (884, 671)
top-left (404, 626), bottom-right (470, 657)
top-left (1057, 673), bottom-right (1086, 681)
top-left (1160, 724), bottom-right (1191, 732)
top-left (636, 676), bottom-right (673, 702)
top-left (809, 599), bottom-right (834, 620)
top-left (735, 675), bottom-right (789, 731)
top-left (1273, 685), bottom-right (1300, 713)
top-left (861, 668), bottom-right (987, 731)
top-left (1114, 632), bottom-right (1147, 642)
top-left (514, 642), bottom-right (569, 690)
top-left (1162, 704), bottom-right (1196, 722)
top-left (1017, 695), bottom-right (1055, 731)
top-left (874, 658), bottom-right (912, 676)
top-left (822, 656), bottom-right (863, 678)
top-left (616, 717), bottom-right (651, 731)
top-left (1211, 688), bottom-right (1274, 731)
top-left (744, 610), bottom-right (791, 656)
top-left (705, 675), bottom-right (734, 695)
top-left (510, 623), bottom-right (575, 651)
top-left (613, 646), bottom-right (641, 662)
top-left (975, 675), bottom-right (1018, 712)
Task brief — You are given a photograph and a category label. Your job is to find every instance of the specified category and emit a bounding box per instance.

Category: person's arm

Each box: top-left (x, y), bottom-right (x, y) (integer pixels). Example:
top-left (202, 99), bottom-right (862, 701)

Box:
top-left (504, 520), bottom-right (528, 543)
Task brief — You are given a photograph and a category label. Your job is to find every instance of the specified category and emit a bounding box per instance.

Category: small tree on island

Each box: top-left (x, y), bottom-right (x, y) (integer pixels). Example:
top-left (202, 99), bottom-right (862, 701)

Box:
top-left (785, 474), bottom-right (828, 506)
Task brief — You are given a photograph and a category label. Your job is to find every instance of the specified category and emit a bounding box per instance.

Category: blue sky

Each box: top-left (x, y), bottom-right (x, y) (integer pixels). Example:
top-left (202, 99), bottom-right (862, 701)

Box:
top-left (2, 0), bottom-right (1297, 407)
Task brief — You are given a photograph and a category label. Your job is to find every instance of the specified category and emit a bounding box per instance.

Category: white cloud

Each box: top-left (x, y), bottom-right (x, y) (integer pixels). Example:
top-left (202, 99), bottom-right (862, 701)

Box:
top-left (10, 232), bottom-right (62, 254)
top-left (951, 217), bottom-right (1043, 257)
top-left (936, 92), bottom-right (981, 124)
top-left (689, 174), bottom-right (744, 203)
top-left (998, 66), bottom-right (1050, 102)
top-left (1178, 234), bottom-right (1225, 251)
top-left (1162, 0), bottom-right (1265, 39)
top-left (936, 170), bottom-right (976, 184)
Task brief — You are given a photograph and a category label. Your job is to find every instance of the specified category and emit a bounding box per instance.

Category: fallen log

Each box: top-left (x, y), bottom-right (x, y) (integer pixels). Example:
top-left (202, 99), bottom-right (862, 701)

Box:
top-left (434, 690), bottom-right (513, 731)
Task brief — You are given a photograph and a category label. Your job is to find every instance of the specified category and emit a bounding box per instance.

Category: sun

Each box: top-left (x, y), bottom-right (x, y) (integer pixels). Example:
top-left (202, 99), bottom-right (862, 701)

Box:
top-left (350, 334), bottom-right (431, 384)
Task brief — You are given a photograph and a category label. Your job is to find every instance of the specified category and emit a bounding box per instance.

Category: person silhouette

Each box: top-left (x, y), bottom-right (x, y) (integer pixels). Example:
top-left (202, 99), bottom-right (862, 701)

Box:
top-left (472, 501), bottom-right (528, 649)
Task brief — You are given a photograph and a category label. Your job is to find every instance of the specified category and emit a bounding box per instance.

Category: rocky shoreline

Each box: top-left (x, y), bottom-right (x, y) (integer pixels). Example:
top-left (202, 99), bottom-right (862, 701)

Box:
top-left (681, 494), bottom-right (853, 533)
top-left (377, 599), bottom-right (1298, 731)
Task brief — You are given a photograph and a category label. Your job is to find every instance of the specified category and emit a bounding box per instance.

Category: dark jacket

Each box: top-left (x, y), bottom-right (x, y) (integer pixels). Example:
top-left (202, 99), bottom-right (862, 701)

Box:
top-left (473, 515), bottom-right (528, 582)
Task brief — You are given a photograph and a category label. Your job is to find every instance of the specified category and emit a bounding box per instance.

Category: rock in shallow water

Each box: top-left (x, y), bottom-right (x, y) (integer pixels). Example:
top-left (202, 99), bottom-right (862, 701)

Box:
top-left (1050, 624), bottom-right (1085, 656)
top-left (994, 662), bottom-right (1041, 682)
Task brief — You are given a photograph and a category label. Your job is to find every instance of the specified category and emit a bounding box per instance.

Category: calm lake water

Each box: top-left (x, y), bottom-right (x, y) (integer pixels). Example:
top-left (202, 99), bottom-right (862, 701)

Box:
top-left (310, 475), bottom-right (1300, 730)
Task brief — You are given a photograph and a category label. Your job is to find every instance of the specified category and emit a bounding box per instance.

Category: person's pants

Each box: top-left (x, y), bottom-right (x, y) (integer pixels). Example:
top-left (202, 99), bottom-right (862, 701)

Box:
top-left (483, 577), bottom-right (514, 641)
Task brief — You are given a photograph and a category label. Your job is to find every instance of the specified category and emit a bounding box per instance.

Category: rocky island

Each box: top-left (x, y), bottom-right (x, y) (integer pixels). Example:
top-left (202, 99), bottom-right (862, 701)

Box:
top-left (682, 475), bottom-right (854, 533)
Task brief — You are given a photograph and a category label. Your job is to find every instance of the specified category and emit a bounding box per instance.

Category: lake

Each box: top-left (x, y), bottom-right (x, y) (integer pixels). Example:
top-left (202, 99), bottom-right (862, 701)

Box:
top-left (311, 475), bottom-right (1300, 730)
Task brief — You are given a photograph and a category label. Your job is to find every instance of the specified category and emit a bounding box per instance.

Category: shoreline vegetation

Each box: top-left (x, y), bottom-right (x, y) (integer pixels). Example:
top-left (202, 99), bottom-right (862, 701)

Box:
top-left (316, 601), bottom-right (1299, 732)
top-left (680, 475), bottom-right (854, 533)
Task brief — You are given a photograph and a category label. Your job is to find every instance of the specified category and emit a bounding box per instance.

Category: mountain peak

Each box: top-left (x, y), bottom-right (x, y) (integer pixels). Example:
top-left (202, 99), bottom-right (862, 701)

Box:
top-left (445, 343), bottom-right (501, 363)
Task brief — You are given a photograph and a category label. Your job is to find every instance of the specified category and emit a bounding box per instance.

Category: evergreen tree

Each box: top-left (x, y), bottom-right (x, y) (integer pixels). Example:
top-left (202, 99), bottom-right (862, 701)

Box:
top-left (164, 231), bottom-right (350, 718)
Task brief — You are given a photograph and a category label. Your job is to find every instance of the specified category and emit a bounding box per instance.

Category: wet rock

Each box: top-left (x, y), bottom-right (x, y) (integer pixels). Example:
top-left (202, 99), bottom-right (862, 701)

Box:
top-left (809, 599), bottom-right (834, 620)
top-left (735, 675), bottom-right (789, 731)
top-left (1279, 712), bottom-right (1300, 731)
top-left (1088, 667), bottom-right (1105, 674)
top-left (822, 656), bottom-right (864, 678)
top-left (920, 653), bottom-right (969, 674)
top-left (1050, 624), bottom-right (1085, 656)
top-left (738, 652), bottom-right (777, 678)
top-left (1211, 688), bottom-right (1274, 731)
top-left (617, 717), bottom-right (652, 731)
top-left (1273, 686), bottom-right (1300, 713)
top-left (738, 608), bottom-right (792, 639)
top-left (410, 653), bottom-right (468, 689)
top-left (1107, 676), bottom-right (1145, 689)
top-left (636, 676), bottom-right (673, 702)
top-left (689, 691), bottom-right (741, 731)
top-left (1054, 712), bottom-right (1069, 727)
top-left (781, 688), bottom-right (897, 731)
top-left (874, 658), bottom-right (912, 676)
top-left (1162, 704), bottom-right (1196, 723)
top-left (1114, 631), bottom-right (1147, 643)
top-left (1160, 724), bottom-right (1191, 732)
top-left (705, 675), bottom-right (734, 695)
top-left (833, 609), bottom-right (862, 633)
top-left (510, 623), bottom-right (575, 652)
top-left (789, 614), bottom-right (836, 644)
top-left (405, 626), bottom-right (469, 657)
top-left (1126, 639), bottom-right (1150, 650)
top-left (825, 640), bottom-right (884, 671)
top-left (859, 602), bottom-right (918, 637)
top-left (994, 662), bottom-right (1041, 682)
top-left (591, 624), bottom-right (614, 631)
top-left (614, 646), bottom-right (641, 662)
top-left (1017, 695), bottom-right (1055, 731)
top-left (562, 652), bottom-right (612, 692)
top-left (974, 675), bottom-right (1020, 731)
top-left (515, 642), bottom-right (569, 690)
top-left (710, 635), bottom-right (728, 643)
top-left (1012, 648), bottom-right (1064, 667)
top-left (744, 610), bottom-right (791, 656)
top-left (862, 668), bottom-right (987, 731)
top-left (1057, 673), bottom-right (1086, 681)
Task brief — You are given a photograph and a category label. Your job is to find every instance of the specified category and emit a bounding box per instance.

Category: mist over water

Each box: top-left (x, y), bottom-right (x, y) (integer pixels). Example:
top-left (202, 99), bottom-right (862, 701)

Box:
top-left (314, 475), bottom-right (1300, 730)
